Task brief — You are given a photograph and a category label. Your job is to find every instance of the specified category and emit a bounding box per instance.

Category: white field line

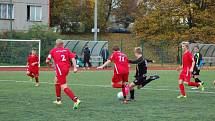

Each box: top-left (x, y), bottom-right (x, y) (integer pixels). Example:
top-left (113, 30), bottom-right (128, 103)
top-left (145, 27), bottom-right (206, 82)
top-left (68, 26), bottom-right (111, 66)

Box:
top-left (0, 79), bottom-right (215, 94)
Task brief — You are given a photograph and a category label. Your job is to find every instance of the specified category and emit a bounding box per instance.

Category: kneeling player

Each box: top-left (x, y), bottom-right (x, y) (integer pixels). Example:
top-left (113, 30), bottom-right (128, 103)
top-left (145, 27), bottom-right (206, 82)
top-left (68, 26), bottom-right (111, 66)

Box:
top-left (176, 42), bottom-right (204, 98)
top-left (26, 48), bottom-right (39, 87)
top-left (46, 39), bottom-right (81, 110)
top-left (128, 47), bottom-right (159, 101)
top-left (97, 46), bottom-right (129, 103)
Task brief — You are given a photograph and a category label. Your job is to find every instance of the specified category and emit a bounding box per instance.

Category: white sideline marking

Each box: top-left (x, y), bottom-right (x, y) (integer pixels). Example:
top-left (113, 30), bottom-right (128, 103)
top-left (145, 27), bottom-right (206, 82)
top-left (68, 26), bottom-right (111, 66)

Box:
top-left (0, 79), bottom-right (215, 94)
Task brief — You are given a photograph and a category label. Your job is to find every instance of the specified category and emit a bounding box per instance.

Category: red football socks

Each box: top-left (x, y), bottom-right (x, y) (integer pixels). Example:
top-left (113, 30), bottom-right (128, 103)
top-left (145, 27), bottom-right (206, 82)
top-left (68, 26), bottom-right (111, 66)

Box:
top-left (55, 84), bottom-right (61, 99)
top-left (179, 84), bottom-right (186, 96)
top-left (112, 83), bottom-right (122, 88)
top-left (122, 86), bottom-right (126, 97)
top-left (188, 82), bottom-right (200, 87)
top-left (64, 87), bottom-right (77, 102)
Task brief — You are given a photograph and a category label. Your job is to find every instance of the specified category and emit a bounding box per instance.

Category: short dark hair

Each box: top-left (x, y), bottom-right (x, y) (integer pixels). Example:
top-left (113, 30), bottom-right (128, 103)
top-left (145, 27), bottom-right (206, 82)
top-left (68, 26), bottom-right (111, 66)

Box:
top-left (194, 46), bottom-right (199, 49)
top-left (112, 46), bottom-right (120, 51)
top-left (32, 48), bottom-right (37, 51)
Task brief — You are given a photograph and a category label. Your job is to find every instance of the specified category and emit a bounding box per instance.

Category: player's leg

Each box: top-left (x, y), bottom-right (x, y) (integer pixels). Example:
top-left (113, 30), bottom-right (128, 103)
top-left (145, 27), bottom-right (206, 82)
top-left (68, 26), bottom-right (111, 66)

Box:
top-left (140, 75), bottom-right (159, 88)
top-left (192, 69), bottom-right (202, 90)
top-left (121, 81), bottom-right (127, 103)
top-left (112, 82), bottom-right (123, 88)
top-left (112, 74), bottom-right (123, 88)
top-left (61, 83), bottom-right (78, 102)
top-left (177, 72), bottom-right (187, 98)
top-left (120, 73), bottom-right (130, 103)
top-left (128, 77), bottom-right (144, 101)
top-left (33, 69), bottom-right (39, 86)
top-left (112, 81), bottom-right (128, 102)
top-left (191, 74), bottom-right (200, 90)
top-left (145, 75), bottom-right (160, 85)
top-left (83, 58), bottom-right (87, 69)
top-left (129, 76), bottom-right (154, 101)
top-left (26, 70), bottom-right (34, 80)
top-left (54, 65), bottom-right (80, 109)
top-left (193, 70), bottom-right (204, 87)
top-left (177, 79), bottom-right (187, 98)
top-left (193, 69), bottom-right (203, 83)
top-left (129, 82), bottom-right (136, 101)
top-left (194, 75), bottom-right (201, 83)
top-left (122, 73), bottom-right (129, 95)
top-left (53, 77), bottom-right (62, 105)
top-left (184, 72), bottom-right (204, 91)
top-left (112, 74), bottom-right (128, 103)
top-left (59, 70), bottom-right (81, 109)
top-left (59, 69), bottom-right (78, 103)
top-left (86, 58), bottom-right (92, 69)
top-left (61, 82), bottom-right (81, 109)
top-left (34, 75), bottom-right (39, 86)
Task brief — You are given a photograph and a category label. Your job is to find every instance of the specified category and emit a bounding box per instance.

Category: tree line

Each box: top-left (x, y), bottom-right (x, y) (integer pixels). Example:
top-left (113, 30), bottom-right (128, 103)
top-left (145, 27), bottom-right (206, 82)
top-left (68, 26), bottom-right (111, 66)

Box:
top-left (50, 0), bottom-right (215, 43)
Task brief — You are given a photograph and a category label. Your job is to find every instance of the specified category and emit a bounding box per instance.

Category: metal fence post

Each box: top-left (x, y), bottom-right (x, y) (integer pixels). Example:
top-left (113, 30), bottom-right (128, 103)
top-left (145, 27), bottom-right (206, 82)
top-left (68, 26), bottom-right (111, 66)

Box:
top-left (141, 39), bottom-right (144, 55)
top-left (120, 39), bottom-right (123, 51)
top-left (10, 0), bottom-right (13, 39)
top-left (178, 42), bottom-right (182, 65)
top-left (161, 41), bottom-right (164, 66)
top-left (177, 45), bottom-right (180, 64)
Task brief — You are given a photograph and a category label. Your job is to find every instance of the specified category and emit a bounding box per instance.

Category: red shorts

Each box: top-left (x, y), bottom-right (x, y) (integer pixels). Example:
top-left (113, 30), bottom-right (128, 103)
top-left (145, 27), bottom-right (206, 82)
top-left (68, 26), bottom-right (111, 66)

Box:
top-left (112, 73), bottom-right (129, 83)
top-left (55, 64), bottom-right (70, 85)
top-left (27, 67), bottom-right (39, 77)
top-left (179, 70), bottom-right (191, 82)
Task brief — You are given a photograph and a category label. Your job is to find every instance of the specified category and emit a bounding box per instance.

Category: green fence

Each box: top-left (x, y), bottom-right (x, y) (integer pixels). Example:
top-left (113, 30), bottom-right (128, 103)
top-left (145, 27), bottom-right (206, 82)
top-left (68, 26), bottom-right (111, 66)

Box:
top-left (107, 39), bottom-right (181, 66)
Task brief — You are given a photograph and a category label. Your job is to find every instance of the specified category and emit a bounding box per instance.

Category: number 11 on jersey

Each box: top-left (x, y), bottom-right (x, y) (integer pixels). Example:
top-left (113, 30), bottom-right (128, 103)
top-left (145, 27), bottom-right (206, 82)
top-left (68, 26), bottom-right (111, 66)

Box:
top-left (119, 56), bottom-right (125, 62)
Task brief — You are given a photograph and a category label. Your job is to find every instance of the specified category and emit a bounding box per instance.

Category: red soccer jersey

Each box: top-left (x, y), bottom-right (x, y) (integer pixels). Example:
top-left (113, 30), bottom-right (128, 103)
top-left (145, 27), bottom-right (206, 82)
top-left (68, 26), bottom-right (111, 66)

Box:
top-left (47, 47), bottom-right (75, 68)
top-left (109, 51), bottom-right (129, 74)
top-left (27, 54), bottom-right (39, 69)
top-left (182, 51), bottom-right (194, 70)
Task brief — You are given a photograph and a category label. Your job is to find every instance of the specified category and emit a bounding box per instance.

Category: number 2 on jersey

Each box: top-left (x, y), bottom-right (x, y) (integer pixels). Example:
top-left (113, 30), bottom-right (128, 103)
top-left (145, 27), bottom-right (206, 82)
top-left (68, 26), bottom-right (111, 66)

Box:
top-left (119, 56), bottom-right (125, 62)
top-left (61, 55), bottom-right (66, 61)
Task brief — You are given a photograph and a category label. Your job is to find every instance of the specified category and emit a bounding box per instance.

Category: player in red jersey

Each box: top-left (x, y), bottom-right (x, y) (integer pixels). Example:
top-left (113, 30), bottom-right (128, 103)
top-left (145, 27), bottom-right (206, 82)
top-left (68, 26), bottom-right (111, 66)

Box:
top-left (176, 42), bottom-right (204, 98)
top-left (46, 39), bottom-right (81, 109)
top-left (26, 48), bottom-right (40, 87)
top-left (97, 46), bottom-right (130, 103)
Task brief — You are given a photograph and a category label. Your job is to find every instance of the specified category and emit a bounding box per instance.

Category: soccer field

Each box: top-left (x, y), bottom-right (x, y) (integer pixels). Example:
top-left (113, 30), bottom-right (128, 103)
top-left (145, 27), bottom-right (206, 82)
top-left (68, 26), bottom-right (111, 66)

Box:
top-left (0, 70), bottom-right (214, 121)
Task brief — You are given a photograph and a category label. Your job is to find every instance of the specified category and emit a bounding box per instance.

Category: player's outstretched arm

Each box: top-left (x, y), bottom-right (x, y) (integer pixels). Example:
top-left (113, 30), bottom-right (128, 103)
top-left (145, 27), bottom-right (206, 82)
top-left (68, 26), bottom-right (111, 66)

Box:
top-left (97, 60), bottom-right (111, 69)
top-left (129, 58), bottom-right (142, 64)
top-left (71, 58), bottom-right (78, 73)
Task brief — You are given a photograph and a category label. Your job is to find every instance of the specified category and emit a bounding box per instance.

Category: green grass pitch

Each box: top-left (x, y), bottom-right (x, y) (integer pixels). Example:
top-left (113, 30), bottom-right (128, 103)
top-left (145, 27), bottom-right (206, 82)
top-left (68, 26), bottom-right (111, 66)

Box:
top-left (0, 70), bottom-right (214, 121)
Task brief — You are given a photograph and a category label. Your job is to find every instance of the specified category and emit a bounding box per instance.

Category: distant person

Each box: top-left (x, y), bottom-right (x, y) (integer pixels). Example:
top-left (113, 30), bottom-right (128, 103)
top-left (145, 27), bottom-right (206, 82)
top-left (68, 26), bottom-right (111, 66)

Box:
top-left (191, 46), bottom-right (204, 90)
top-left (101, 47), bottom-right (109, 64)
top-left (26, 48), bottom-right (40, 87)
top-left (46, 39), bottom-right (81, 110)
top-left (128, 47), bottom-right (159, 101)
top-left (176, 42), bottom-right (204, 99)
top-left (83, 46), bottom-right (92, 69)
